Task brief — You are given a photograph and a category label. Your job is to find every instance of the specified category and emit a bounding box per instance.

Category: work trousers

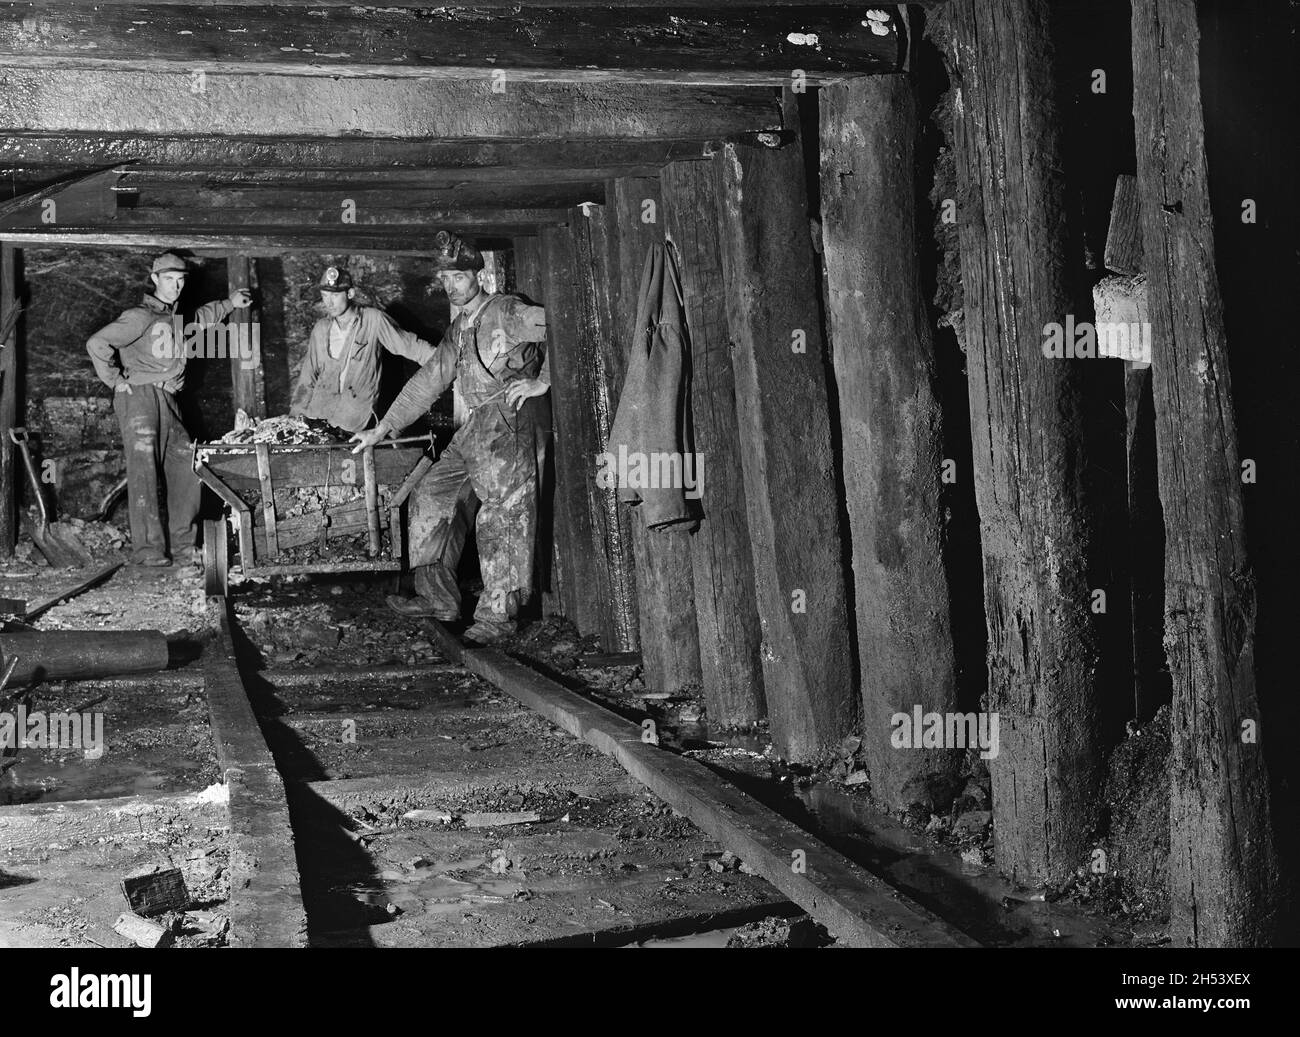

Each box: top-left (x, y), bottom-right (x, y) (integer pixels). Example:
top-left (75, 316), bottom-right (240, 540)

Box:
top-left (407, 401), bottom-right (541, 623)
top-left (113, 383), bottom-right (201, 563)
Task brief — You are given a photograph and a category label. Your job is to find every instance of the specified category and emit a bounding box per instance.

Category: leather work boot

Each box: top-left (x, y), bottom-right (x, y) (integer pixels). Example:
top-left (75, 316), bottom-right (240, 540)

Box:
top-left (463, 618), bottom-right (514, 646)
top-left (386, 594), bottom-right (458, 622)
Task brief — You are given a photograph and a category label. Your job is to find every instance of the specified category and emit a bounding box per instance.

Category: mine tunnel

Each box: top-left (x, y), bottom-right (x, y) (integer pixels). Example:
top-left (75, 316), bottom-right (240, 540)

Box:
top-left (0, 0), bottom-right (1294, 973)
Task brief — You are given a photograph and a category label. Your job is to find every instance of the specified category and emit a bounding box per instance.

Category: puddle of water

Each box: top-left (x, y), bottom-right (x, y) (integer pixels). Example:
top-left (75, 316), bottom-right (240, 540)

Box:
top-left (628, 927), bottom-right (737, 948)
top-left (0, 751), bottom-right (203, 805)
top-left (798, 784), bottom-right (1113, 948)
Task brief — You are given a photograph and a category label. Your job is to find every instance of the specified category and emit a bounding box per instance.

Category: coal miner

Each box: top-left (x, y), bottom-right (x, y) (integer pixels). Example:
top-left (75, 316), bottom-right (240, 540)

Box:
top-left (86, 252), bottom-right (251, 568)
top-left (351, 231), bottom-right (549, 644)
top-left (290, 265), bottom-right (438, 433)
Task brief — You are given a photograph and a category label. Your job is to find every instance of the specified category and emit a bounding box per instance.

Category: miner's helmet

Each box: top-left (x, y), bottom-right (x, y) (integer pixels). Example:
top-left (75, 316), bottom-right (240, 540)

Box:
top-left (150, 252), bottom-right (188, 275)
top-left (431, 230), bottom-right (485, 273)
top-left (318, 266), bottom-right (355, 293)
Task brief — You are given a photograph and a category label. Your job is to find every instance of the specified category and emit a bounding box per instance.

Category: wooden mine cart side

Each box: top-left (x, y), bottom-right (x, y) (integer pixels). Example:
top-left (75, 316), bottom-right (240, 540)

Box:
top-left (193, 436), bottom-right (434, 596)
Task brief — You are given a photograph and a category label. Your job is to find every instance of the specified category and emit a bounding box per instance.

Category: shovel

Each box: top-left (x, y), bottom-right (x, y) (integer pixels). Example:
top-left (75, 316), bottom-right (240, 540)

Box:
top-left (8, 427), bottom-right (93, 568)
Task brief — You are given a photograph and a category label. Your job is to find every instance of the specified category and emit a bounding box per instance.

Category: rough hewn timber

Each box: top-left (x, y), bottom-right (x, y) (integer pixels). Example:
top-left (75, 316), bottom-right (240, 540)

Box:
top-left (714, 138), bottom-right (854, 762)
top-left (0, 134), bottom-right (717, 175)
top-left (577, 206), bottom-right (642, 654)
top-left (819, 76), bottom-right (960, 811)
top-left (0, 5), bottom-right (903, 85)
top-left (1131, 0), bottom-right (1277, 947)
top-left (539, 225), bottom-right (616, 642)
top-left (227, 255), bottom-right (264, 419)
top-left (203, 598), bottom-right (307, 948)
top-left (0, 243), bottom-right (16, 554)
top-left (608, 176), bottom-right (703, 696)
top-left (0, 228), bottom-right (543, 255)
top-left (510, 235), bottom-right (565, 619)
top-left (97, 208), bottom-right (569, 230)
top-left (114, 183), bottom-right (605, 212)
top-left (0, 71), bottom-right (782, 141)
top-left (659, 163), bottom-right (763, 721)
top-left (949, 0), bottom-right (1107, 885)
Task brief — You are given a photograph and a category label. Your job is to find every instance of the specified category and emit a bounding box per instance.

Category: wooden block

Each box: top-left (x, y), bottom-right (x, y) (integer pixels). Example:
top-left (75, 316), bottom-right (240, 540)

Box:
top-left (121, 867), bottom-right (188, 916)
top-left (113, 912), bottom-right (174, 949)
top-left (461, 811), bottom-right (542, 828)
top-left (1104, 174), bottom-right (1143, 274)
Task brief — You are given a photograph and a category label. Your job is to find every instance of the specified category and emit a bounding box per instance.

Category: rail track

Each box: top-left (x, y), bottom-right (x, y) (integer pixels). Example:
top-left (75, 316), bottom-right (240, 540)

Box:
top-left (5, 569), bottom-right (1118, 948)
top-left (199, 581), bottom-right (979, 948)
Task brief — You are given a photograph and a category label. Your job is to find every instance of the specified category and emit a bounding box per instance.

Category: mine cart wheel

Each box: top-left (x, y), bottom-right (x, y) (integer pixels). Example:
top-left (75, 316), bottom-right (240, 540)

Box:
top-left (204, 517), bottom-right (229, 597)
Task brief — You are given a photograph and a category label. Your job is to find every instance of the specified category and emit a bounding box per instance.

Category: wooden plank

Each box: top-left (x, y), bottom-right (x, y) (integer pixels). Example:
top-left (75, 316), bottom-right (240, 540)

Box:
top-left (109, 167), bottom-right (659, 191)
top-left (606, 177), bottom-right (704, 697)
top-left (660, 162), bottom-right (764, 719)
top-left (714, 137), bottom-right (855, 763)
top-left (0, 134), bottom-right (716, 175)
top-left (950, 0), bottom-right (1108, 885)
top-left (1104, 174), bottom-right (1143, 275)
top-left (203, 598), bottom-right (307, 947)
top-left (254, 444), bottom-right (279, 558)
top-left (0, 5), bottom-right (903, 85)
top-left (1131, 0), bottom-right (1277, 947)
top-left (227, 255), bottom-right (264, 419)
top-left (104, 209), bottom-right (571, 231)
top-left (0, 227), bottom-right (546, 254)
top-left (0, 71), bottom-right (783, 141)
top-left (198, 446), bottom-right (421, 490)
top-left (118, 184), bottom-right (603, 212)
top-left (0, 166), bottom-right (120, 228)
top-left (509, 235), bottom-right (565, 619)
top-left (7, 2), bottom-right (946, 12)
top-left (539, 224), bottom-right (617, 642)
top-left (0, 243), bottom-right (16, 554)
top-left (571, 205), bottom-right (639, 651)
top-left (422, 619), bottom-right (978, 949)
top-left (818, 76), bottom-right (960, 810)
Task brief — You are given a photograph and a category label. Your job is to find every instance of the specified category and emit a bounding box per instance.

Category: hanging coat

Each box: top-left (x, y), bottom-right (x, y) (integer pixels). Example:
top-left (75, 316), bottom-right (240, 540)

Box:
top-left (606, 242), bottom-right (700, 529)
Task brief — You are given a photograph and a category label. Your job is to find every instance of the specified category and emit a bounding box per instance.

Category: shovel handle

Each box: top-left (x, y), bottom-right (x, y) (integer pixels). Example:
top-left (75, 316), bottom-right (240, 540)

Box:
top-left (7, 426), bottom-right (50, 525)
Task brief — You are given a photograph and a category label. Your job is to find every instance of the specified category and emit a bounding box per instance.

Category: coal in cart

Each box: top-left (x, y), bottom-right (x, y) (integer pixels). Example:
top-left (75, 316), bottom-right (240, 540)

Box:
top-left (193, 436), bottom-right (434, 596)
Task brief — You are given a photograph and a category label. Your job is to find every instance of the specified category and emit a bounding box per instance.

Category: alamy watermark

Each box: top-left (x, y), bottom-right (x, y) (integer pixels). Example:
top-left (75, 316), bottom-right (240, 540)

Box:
top-left (890, 706), bottom-right (1000, 760)
top-left (1041, 315), bottom-right (1151, 364)
top-left (0, 707), bottom-right (104, 759)
top-left (150, 316), bottom-right (260, 370)
top-left (595, 446), bottom-right (704, 500)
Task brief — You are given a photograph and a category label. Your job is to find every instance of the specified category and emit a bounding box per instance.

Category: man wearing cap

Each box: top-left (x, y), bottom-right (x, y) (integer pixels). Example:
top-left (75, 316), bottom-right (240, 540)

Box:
top-left (289, 266), bottom-right (438, 434)
top-left (350, 231), bottom-right (549, 644)
top-left (86, 252), bottom-right (251, 567)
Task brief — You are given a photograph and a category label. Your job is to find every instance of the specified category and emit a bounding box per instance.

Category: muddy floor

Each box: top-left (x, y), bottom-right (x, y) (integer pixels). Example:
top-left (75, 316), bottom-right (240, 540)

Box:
top-left (0, 785), bottom-right (232, 948)
top-left (1, 548), bottom-right (1171, 948)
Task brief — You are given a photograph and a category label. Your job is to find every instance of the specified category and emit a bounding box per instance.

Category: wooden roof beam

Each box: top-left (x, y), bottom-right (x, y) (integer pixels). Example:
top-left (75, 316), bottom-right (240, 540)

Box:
top-left (0, 227), bottom-right (550, 254)
top-left (0, 71), bottom-right (783, 141)
top-left (0, 4), bottom-right (904, 85)
top-left (0, 135), bottom-right (726, 174)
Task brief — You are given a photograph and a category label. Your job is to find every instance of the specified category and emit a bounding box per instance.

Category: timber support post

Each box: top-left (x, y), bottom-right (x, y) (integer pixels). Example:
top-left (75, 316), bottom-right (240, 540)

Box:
top-left (0, 243), bottom-right (17, 555)
top-left (950, 0), bottom-right (1108, 885)
top-left (714, 132), bottom-right (855, 762)
top-left (660, 162), bottom-right (763, 725)
top-left (819, 74), bottom-right (961, 811)
top-left (227, 254), bottom-right (265, 420)
top-left (1131, 0), bottom-right (1277, 947)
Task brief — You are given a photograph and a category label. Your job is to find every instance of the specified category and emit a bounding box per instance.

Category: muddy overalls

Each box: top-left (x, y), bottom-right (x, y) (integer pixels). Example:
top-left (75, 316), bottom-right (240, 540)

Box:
top-left (386, 293), bottom-right (548, 624)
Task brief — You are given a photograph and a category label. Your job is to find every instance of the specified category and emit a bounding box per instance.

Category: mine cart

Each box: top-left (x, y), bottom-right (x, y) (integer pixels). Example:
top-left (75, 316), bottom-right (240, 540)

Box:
top-left (193, 436), bottom-right (434, 596)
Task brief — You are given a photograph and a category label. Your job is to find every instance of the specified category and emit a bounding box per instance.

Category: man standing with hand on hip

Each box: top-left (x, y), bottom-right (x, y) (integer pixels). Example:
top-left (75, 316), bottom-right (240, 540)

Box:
top-left (351, 231), bottom-right (548, 644)
top-left (86, 252), bottom-right (250, 568)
